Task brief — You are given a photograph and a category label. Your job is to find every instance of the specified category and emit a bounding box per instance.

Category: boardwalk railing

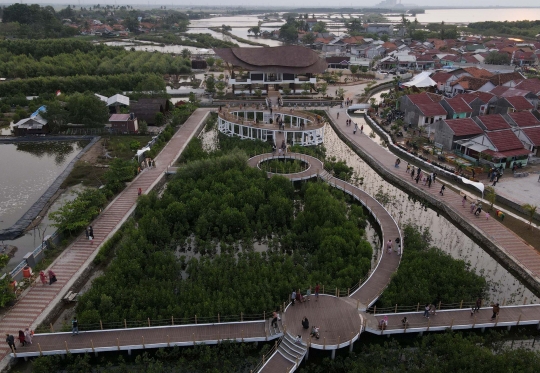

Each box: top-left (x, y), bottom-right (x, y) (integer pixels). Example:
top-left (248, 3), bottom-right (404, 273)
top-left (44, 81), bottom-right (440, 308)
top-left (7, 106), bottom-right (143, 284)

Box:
top-left (36, 312), bottom-right (272, 334)
top-left (251, 339), bottom-right (282, 373)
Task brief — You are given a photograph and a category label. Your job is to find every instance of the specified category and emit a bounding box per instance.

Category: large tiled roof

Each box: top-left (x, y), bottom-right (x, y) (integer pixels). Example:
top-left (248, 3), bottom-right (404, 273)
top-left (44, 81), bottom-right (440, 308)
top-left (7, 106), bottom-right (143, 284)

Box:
top-left (444, 118), bottom-right (483, 137)
top-left (522, 127), bottom-right (540, 146)
top-left (407, 92), bottom-right (447, 116)
top-left (504, 96), bottom-right (534, 110)
top-left (515, 78), bottom-right (540, 95)
top-left (476, 114), bottom-right (511, 130)
top-left (450, 76), bottom-right (490, 91)
top-left (491, 86), bottom-right (531, 98)
top-left (507, 111), bottom-right (540, 128)
top-left (462, 67), bottom-right (493, 79)
top-left (430, 71), bottom-right (452, 83)
top-left (443, 97), bottom-right (473, 113)
top-left (489, 72), bottom-right (525, 86)
top-left (214, 46), bottom-right (327, 74)
top-left (485, 129), bottom-right (525, 152)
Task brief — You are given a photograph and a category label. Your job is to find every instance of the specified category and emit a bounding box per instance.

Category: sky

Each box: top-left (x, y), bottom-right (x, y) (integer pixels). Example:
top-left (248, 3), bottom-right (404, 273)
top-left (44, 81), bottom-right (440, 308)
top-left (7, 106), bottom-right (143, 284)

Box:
top-left (1, 1), bottom-right (540, 7)
top-left (0, 0), bottom-right (540, 7)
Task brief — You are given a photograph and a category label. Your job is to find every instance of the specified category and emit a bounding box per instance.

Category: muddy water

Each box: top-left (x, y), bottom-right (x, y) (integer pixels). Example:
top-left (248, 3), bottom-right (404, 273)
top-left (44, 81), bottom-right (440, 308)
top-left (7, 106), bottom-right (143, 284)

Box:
top-left (322, 124), bottom-right (539, 305)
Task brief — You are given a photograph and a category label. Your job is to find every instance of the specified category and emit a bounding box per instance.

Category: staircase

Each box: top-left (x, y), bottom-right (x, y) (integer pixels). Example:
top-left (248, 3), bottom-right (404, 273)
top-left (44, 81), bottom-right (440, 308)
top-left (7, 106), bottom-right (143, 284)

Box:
top-left (276, 333), bottom-right (308, 367)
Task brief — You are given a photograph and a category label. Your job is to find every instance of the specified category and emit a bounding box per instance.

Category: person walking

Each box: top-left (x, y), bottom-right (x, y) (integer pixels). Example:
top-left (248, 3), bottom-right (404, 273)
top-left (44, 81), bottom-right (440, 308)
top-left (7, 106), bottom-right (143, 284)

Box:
top-left (353, 123), bottom-right (357, 134)
top-left (386, 239), bottom-right (393, 254)
top-left (462, 195), bottom-right (467, 207)
top-left (315, 283), bottom-right (320, 301)
top-left (24, 329), bottom-right (32, 345)
top-left (72, 317), bottom-right (79, 336)
top-left (491, 303), bottom-right (500, 320)
top-left (17, 330), bottom-right (26, 346)
top-left (439, 184), bottom-right (445, 196)
top-left (474, 203), bottom-right (483, 216)
top-left (474, 297), bottom-right (482, 313)
top-left (291, 290), bottom-right (296, 306)
top-left (360, 124), bottom-right (363, 134)
top-left (470, 201), bottom-right (476, 214)
top-left (432, 172), bottom-right (437, 184)
top-left (5, 334), bottom-right (16, 352)
top-left (271, 311), bottom-right (278, 328)
top-left (39, 270), bottom-right (47, 285)
top-left (427, 175), bottom-right (432, 188)
top-left (417, 167), bottom-right (422, 177)
top-left (410, 166), bottom-right (415, 179)
top-left (85, 227), bottom-right (89, 240)
top-left (415, 172), bottom-right (420, 184)
top-left (48, 270), bottom-right (57, 285)
top-left (337, 112), bottom-right (339, 119)
top-left (406, 163), bottom-right (411, 173)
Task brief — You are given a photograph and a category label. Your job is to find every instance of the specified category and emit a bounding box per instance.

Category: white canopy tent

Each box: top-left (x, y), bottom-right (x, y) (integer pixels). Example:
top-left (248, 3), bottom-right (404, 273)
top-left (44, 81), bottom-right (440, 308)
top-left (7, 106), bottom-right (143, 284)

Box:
top-left (402, 71), bottom-right (436, 88)
top-left (460, 177), bottom-right (485, 197)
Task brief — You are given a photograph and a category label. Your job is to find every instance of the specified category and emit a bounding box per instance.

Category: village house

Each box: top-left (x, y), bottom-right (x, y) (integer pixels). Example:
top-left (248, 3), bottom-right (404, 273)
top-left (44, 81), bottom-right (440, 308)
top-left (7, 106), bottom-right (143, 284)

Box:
top-left (490, 86), bottom-right (539, 110)
top-left (399, 92), bottom-right (447, 127)
top-left (12, 115), bottom-right (49, 136)
top-left (453, 92), bottom-right (496, 116)
top-left (433, 117), bottom-right (484, 152)
top-left (109, 113), bottom-right (138, 134)
top-left (440, 97), bottom-right (473, 119)
top-left (489, 96), bottom-right (534, 114)
top-left (130, 98), bottom-right (171, 125)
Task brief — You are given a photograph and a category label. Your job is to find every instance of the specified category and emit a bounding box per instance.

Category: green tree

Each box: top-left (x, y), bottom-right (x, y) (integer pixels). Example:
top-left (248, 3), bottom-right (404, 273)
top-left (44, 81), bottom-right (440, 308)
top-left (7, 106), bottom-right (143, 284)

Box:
top-left (0, 255), bottom-right (16, 308)
top-left (301, 32), bottom-right (316, 45)
top-left (181, 48), bottom-right (192, 59)
top-left (312, 21), bottom-right (327, 33)
top-left (49, 189), bottom-right (107, 235)
top-left (485, 51), bottom-right (510, 65)
top-left (123, 16), bottom-right (139, 32)
top-left (154, 112), bottom-right (165, 127)
top-left (41, 100), bottom-right (68, 133)
top-left (318, 82), bottom-right (328, 97)
top-left (247, 26), bottom-right (261, 36)
top-left (522, 203), bottom-right (538, 229)
top-left (205, 75), bottom-right (216, 93)
top-left (67, 93), bottom-right (109, 127)
top-left (205, 57), bottom-right (215, 67)
top-left (484, 186), bottom-right (496, 211)
top-left (215, 81), bottom-right (226, 98)
top-left (279, 22), bottom-right (299, 43)
top-left (138, 120), bottom-right (148, 134)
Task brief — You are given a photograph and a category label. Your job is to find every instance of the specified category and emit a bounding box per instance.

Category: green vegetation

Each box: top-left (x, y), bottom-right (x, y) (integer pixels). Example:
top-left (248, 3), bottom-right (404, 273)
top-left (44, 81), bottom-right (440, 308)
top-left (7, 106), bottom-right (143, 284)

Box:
top-left (0, 39), bottom-right (191, 79)
top-left (29, 342), bottom-right (261, 373)
top-left (0, 254), bottom-right (16, 307)
top-left (210, 26), bottom-right (268, 47)
top-left (259, 158), bottom-right (309, 174)
top-left (378, 223), bottom-right (487, 308)
top-left (0, 4), bottom-right (79, 39)
top-left (467, 20), bottom-right (540, 38)
top-left (74, 136), bottom-right (372, 325)
top-left (300, 332), bottom-right (540, 372)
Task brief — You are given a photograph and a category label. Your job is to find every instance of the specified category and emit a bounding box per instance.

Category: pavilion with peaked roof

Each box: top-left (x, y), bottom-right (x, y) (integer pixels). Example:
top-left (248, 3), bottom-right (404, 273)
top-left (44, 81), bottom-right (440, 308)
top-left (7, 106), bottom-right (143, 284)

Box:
top-left (213, 46), bottom-right (326, 95)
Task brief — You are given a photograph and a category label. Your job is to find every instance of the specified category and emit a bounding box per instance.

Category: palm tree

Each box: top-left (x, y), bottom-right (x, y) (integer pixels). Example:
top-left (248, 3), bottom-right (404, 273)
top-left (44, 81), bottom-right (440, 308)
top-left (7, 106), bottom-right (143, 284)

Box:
top-left (522, 204), bottom-right (538, 229)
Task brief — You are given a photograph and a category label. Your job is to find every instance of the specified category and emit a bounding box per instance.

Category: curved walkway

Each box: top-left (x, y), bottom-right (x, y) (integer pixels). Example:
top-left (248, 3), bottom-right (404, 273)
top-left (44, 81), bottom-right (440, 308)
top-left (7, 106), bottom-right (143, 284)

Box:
top-left (1, 108), bottom-right (213, 366)
top-left (327, 107), bottom-right (540, 290)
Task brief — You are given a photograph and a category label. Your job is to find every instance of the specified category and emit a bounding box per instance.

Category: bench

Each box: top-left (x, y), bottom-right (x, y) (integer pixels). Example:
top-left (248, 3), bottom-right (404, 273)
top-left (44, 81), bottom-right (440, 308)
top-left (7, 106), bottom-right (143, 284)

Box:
top-left (63, 291), bottom-right (78, 302)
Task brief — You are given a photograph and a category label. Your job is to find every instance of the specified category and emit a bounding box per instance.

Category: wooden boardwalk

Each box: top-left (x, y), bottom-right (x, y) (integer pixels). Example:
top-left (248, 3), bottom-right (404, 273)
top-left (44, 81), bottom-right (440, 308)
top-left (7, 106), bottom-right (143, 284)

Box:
top-left (2, 108), bottom-right (212, 362)
top-left (328, 107), bottom-right (540, 284)
top-left (369, 305), bottom-right (540, 335)
top-left (11, 320), bottom-right (282, 358)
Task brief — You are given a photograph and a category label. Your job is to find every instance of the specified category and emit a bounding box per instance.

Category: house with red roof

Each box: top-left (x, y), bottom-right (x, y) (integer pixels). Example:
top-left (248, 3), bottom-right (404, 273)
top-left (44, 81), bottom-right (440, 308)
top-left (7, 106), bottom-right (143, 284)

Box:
top-left (514, 78), bottom-right (540, 96)
top-left (512, 51), bottom-right (537, 66)
top-left (434, 117), bottom-right (483, 151)
top-left (505, 111), bottom-right (540, 128)
top-left (449, 76), bottom-right (495, 97)
top-left (441, 97), bottom-right (473, 119)
top-left (454, 92), bottom-right (496, 116)
top-left (514, 126), bottom-right (540, 156)
top-left (430, 71), bottom-right (453, 92)
top-left (490, 96), bottom-right (534, 114)
top-left (399, 92), bottom-right (447, 127)
top-left (489, 86), bottom-right (539, 110)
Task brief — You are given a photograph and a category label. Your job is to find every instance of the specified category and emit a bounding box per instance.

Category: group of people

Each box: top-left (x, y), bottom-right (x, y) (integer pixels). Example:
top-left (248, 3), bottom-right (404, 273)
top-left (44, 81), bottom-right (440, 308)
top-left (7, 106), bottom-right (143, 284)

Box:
top-left (407, 164), bottom-right (440, 190)
top-left (5, 329), bottom-right (33, 351)
top-left (39, 269), bottom-right (57, 285)
top-left (386, 238), bottom-right (401, 255)
top-left (291, 285), bottom-right (320, 306)
top-left (85, 226), bottom-right (94, 241)
top-left (422, 303), bottom-right (438, 318)
top-left (488, 167), bottom-right (502, 186)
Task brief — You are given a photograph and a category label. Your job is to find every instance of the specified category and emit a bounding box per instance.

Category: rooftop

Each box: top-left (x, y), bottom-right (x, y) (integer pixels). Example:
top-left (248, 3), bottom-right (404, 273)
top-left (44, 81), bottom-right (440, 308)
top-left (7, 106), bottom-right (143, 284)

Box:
top-left (475, 114), bottom-right (511, 131)
top-left (507, 111), bottom-right (540, 128)
top-left (443, 97), bottom-right (473, 113)
top-left (522, 127), bottom-right (540, 146)
top-left (504, 96), bottom-right (534, 111)
top-left (484, 129), bottom-right (525, 152)
top-left (444, 118), bottom-right (483, 137)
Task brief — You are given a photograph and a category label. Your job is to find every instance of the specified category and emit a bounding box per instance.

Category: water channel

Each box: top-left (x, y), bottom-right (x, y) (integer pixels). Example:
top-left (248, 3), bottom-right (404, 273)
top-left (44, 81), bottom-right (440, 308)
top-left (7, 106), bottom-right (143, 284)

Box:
top-left (0, 141), bottom-right (87, 270)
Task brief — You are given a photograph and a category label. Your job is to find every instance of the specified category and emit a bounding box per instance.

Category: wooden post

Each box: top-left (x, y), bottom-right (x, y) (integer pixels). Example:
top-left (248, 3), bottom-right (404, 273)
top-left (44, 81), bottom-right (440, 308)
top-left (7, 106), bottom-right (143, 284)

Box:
top-left (263, 311), bottom-right (266, 320)
top-left (172, 316), bottom-right (174, 325)
top-left (91, 340), bottom-right (95, 353)
top-left (337, 335), bottom-right (340, 348)
top-left (117, 338), bottom-right (120, 351)
top-left (167, 335), bottom-right (170, 347)
top-left (427, 318), bottom-right (431, 332)
top-left (438, 301), bottom-right (441, 310)
top-left (416, 303), bottom-right (420, 312)
top-left (323, 337), bottom-right (326, 350)
top-left (495, 314), bottom-right (500, 327)
top-left (38, 343), bottom-right (43, 356)
top-left (348, 288), bottom-right (350, 296)
top-left (335, 287), bottom-right (337, 296)
top-left (523, 297), bottom-right (528, 305)
top-left (473, 315), bottom-right (477, 328)
top-left (192, 333), bottom-right (195, 345)
top-left (263, 354), bottom-right (266, 364)
top-left (241, 312), bottom-right (243, 322)
top-left (502, 298), bottom-right (506, 306)
top-left (338, 288), bottom-right (340, 297)
top-left (195, 315), bottom-right (197, 324)
top-left (517, 314), bottom-right (522, 326)
top-left (394, 304), bottom-right (398, 313)
top-left (356, 299), bottom-right (360, 309)
top-left (100, 320), bottom-right (103, 330)
top-left (450, 319), bottom-right (454, 330)
top-left (241, 330), bottom-right (244, 343)
top-left (65, 341), bottom-right (69, 354)
top-left (323, 285), bottom-right (325, 293)
top-left (374, 306), bottom-right (376, 315)
top-left (460, 300), bottom-right (463, 309)
top-left (50, 323), bottom-right (54, 333)
top-left (148, 318), bottom-right (150, 327)
top-left (218, 313), bottom-right (220, 323)
top-left (124, 319), bottom-right (127, 328)
top-left (142, 336), bottom-right (145, 348)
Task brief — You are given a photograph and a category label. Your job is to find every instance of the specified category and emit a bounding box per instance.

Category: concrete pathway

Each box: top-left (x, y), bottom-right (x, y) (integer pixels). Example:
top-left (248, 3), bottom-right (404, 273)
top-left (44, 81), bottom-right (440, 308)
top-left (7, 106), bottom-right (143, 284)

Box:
top-left (0, 108), bottom-right (212, 366)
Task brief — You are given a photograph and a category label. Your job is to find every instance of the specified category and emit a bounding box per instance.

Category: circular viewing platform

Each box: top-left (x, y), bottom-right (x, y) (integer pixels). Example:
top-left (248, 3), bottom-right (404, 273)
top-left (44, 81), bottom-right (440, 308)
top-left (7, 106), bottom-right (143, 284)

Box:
top-left (217, 107), bottom-right (325, 146)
